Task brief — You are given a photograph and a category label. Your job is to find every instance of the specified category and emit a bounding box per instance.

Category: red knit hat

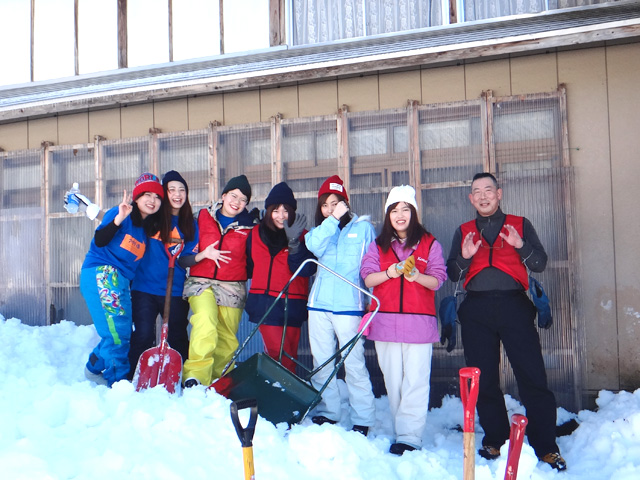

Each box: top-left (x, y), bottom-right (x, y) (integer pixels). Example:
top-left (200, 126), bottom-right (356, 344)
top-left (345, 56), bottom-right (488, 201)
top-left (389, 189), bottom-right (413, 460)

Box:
top-left (133, 172), bottom-right (164, 200)
top-left (318, 175), bottom-right (348, 202)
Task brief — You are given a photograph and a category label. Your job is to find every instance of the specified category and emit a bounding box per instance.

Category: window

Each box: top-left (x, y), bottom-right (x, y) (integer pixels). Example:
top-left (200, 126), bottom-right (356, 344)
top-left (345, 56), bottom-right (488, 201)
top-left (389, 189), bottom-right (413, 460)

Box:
top-left (290, 0), bottom-right (446, 45)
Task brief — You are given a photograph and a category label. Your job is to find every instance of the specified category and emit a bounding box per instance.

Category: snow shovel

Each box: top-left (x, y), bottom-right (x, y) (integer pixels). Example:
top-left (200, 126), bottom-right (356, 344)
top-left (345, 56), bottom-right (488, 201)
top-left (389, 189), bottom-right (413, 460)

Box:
top-left (460, 367), bottom-right (481, 480)
top-left (133, 241), bottom-right (184, 394)
top-left (230, 398), bottom-right (258, 480)
top-left (211, 258), bottom-right (380, 426)
top-left (504, 414), bottom-right (528, 480)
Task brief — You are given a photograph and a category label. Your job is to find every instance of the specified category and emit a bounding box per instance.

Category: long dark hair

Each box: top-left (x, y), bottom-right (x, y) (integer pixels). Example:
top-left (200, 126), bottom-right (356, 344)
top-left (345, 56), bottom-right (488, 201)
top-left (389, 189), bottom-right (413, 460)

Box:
top-left (315, 192), bottom-right (352, 228)
top-left (376, 202), bottom-right (428, 252)
top-left (131, 202), bottom-right (163, 238)
top-left (158, 184), bottom-right (195, 243)
top-left (263, 204), bottom-right (296, 230)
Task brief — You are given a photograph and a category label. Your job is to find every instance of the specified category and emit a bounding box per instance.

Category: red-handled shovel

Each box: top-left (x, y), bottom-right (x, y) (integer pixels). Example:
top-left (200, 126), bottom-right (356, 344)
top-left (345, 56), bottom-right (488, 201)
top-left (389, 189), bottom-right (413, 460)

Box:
top-left (133, 241), bottom-right (184, 394)
top-left (460, 367), bottom-right (481, 480)
top-left (504, 414), bottom-right (528, 480)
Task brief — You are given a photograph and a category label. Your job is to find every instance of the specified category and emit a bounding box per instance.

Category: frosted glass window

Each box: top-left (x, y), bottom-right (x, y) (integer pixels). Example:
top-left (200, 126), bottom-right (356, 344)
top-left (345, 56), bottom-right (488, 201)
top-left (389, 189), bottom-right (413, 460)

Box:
top-left (316, 132), bottom-right (337, 160)
top-left (246, 138), bottom-right (271, 165)
top-left (494, 110), bottom-right (556, 142)
top-left (0, 0), bottom-right (31, 86)
top-left (128, 0), bottom-right (169, 67)
top-left (349, 128), bottom-right (387, 156)
top-left (173, 0), bottom-right (220, 60)
top-left (78, 0), bottom-right (118, 74)
top-left (419, 120), bottom-right (474, 149)
top-left (34, 0), bottom-right (75, 81)
top-left (223, 0), bottom-right (269, 54)
top-left (283, 135), bottom-right (315, 163)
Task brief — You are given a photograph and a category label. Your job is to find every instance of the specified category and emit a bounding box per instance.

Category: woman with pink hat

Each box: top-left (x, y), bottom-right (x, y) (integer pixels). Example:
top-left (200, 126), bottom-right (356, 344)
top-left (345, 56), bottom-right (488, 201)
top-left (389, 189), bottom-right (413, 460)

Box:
top-left (81, 173), bottom-right (163, 387)
top-left (304, 175), bottom-right (377, 436)
top-left (360, 185), bottom-right (447, 455)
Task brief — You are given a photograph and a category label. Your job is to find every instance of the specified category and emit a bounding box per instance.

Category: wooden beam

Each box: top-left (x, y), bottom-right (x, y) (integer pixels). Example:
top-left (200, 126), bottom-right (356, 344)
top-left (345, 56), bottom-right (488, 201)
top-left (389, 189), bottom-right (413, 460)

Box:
top-left (219, 0), bottom-right (224, 55)
top-left (407, 100), bottom-right (422, 209)
top-left (118, 0), bottom-right (128, 69)
top-left (168, 0), bottom-right (173, 62)
top-left (30, 0), bottom-right (35, 81)
top-left (271, 113), bottom-right (283, 184)
top-left (269, 0), bottom-right (284, 46)
top-left (449, 0), bottom-right (458, 25)
top-left (74, 0), bottom-right (79, 75)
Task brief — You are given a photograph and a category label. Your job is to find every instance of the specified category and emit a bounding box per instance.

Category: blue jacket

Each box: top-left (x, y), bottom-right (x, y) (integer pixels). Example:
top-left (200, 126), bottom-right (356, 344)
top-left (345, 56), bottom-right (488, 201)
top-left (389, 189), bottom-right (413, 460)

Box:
top-left (131, 215), bottom-right (199, 297)
top-left (82, 206), bottom-right (147, 281)
top-left (305, 214), bottom-right (376, 314)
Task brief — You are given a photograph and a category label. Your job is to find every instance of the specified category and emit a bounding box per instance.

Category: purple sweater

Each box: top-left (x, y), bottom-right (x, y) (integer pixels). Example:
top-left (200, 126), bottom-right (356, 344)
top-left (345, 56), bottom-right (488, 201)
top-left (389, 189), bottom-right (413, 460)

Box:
top-left (360, 237), bottom-right (447, 343)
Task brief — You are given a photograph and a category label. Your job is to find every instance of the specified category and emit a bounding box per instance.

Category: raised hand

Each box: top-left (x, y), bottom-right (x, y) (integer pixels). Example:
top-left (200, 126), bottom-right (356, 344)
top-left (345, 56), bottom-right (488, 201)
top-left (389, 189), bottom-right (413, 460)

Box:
top-left (461, 231), bottom-right (481, 259)
top-left (332, 201), bottom-right (349, 220)
top-left (114, 190), bottom-right (133, 226)
top-left (499, 224), bottom-right (524, 249)
top-left (200, 240), bottom-right (232, 268)
top-left (284, 213), bottom-right (306, 243)
top-left (284, 213), bottom-right (307, 254)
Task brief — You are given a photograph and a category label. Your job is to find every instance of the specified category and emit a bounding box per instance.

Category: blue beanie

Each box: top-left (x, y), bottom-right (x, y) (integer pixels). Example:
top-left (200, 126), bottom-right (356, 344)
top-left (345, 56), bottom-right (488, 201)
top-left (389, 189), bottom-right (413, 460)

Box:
top-left (265, 182), bottom-right (296, 210)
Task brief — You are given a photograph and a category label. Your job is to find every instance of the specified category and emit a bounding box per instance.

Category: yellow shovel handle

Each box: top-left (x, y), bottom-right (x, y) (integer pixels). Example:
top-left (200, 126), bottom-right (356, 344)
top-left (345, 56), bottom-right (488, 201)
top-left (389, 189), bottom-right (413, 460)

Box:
top-left (242, 446), bottom-right (255, 480)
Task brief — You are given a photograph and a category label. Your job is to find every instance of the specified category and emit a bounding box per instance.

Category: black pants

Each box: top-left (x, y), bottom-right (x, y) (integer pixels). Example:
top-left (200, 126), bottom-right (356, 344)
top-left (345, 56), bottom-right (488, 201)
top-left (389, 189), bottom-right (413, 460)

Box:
top-left (128, 290), bottom-right (191, 378)
top-left (458, 290), bottom-right (559, 458)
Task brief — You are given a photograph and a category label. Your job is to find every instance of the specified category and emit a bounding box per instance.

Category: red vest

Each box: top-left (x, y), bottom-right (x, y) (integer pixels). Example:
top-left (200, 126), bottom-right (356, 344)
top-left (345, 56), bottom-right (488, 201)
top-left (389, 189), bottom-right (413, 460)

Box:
top-left (189, 209), bottom-right (250, 281)
top-left (248, 225), bottom-right (309, 300)
top-left (373, 234), bottom-right (437, 316)
top-left (460, 214), bottom-right (529, 289)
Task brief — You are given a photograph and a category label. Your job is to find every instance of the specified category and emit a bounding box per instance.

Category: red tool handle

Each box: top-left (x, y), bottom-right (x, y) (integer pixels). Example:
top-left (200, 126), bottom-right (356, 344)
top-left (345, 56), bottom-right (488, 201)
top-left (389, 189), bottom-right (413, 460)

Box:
top-left (504, 414), bottom-right (528, 480)
top-left (459, 367), bottom-right (481, 433)
top-left (164, 241), bottom-right (184, 268)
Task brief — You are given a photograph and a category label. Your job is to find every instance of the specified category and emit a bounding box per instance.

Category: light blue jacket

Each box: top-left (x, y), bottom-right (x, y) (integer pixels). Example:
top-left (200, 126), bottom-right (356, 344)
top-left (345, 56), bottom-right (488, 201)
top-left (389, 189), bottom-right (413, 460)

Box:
top-left (305, 213), bottom-right (376, 313)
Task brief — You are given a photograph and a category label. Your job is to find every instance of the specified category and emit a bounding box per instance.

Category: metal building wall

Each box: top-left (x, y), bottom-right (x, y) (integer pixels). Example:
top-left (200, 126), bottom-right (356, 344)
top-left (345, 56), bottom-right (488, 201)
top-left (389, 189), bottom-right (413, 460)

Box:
top-left (0, 150), bottom-right (45, 326)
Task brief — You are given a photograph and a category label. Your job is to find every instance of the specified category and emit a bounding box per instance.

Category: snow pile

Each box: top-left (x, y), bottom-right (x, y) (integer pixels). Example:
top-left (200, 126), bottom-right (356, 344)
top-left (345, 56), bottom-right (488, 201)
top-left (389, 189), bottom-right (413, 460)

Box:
top-left (0, 314), bottom-right (639, 479)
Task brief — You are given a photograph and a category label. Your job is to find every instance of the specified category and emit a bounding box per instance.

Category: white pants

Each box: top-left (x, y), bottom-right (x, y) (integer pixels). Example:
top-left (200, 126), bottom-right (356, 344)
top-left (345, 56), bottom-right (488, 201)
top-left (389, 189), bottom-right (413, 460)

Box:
top-left (308, 310), bottom-right (376, 426)
top-left (375, 341), bottom-right (433, 448)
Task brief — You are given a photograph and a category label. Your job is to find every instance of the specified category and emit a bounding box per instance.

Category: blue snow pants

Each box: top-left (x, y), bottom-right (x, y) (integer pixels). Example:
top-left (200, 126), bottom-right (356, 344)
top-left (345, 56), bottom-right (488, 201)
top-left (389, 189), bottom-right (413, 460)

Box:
top-left (81, 265), bottom-right (133, 386)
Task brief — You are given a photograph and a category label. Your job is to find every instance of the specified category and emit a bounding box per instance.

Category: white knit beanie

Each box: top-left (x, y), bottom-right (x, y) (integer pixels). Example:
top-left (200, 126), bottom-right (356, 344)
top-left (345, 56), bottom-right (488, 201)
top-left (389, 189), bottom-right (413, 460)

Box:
top-left (384, 185), bottom-right (418, 213)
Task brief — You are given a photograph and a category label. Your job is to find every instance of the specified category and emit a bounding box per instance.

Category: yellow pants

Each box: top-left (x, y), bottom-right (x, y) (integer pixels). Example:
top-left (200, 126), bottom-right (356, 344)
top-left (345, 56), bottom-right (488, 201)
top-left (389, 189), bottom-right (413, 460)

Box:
top-left (183, 289), bottom-right (242, 386)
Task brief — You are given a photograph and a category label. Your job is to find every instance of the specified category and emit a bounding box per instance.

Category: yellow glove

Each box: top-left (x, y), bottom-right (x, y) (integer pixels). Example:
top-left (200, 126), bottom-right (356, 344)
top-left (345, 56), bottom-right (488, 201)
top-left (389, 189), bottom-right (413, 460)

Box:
top-left (396, 255), bottom-right (418, 277)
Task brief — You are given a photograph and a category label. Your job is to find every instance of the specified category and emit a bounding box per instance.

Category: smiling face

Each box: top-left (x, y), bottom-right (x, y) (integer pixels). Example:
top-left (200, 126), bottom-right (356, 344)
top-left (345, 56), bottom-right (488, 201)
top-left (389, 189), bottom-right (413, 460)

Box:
top-left (320, 194), bottom-right (341, 219)
top-left (166, 181), bottom-right (186, 215)
top-left (135, 191), bottom-right (162, 218)
top-left (271, 204), bottom-right (289, 230)
top-left (220, 188), bottom-right (248, 218)
top-left (389, 202), bottom-right (412, 238)
top-left (469, 176), bottom-right (502, 217)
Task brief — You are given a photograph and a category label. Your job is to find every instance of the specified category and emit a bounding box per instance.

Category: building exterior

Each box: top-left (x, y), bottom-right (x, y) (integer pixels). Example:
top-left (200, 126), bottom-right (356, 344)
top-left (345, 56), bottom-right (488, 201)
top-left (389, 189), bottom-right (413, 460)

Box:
top-left (1, 0), bottom-right (639, 410)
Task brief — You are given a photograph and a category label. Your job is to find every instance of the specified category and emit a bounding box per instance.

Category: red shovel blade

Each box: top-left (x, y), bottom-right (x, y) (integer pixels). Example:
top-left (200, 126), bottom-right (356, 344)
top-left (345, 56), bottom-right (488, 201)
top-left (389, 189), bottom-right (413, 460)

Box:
top-left (208, 375), bottom-right (235, 397)
top-left (133, 343), bottom-right (183, 394)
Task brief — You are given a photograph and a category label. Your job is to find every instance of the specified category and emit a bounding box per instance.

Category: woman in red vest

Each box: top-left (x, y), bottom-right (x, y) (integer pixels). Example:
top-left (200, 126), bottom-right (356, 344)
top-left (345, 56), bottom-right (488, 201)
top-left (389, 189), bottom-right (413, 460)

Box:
top-left (180, 175), bottom-right (257, 388)
top-left (360, 185), bottom-right (447, 455)
top-left (245, 182), bottom-right (316, 373)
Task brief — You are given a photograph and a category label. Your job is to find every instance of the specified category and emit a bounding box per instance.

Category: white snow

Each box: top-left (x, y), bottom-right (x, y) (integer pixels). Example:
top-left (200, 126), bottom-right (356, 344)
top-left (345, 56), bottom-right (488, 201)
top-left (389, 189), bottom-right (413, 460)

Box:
top-left (1, 314), bottom-right (639, 480)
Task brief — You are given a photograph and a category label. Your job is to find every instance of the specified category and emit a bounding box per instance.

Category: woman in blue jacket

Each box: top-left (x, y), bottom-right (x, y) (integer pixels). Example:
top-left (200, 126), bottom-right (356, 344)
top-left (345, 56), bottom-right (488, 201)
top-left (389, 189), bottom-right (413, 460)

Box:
top-left (304, 176), bottom-right (376, 435)
top-left (81, 173), bottom-right (163, 387)
top-left (128, 171), bottom-right (199, 378)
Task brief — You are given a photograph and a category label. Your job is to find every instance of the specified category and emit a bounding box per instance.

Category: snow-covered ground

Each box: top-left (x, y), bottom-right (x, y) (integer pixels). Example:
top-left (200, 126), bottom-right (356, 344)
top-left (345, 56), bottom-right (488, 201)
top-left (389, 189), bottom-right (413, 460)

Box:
top-left (1, 314), bottom-right (639, 480)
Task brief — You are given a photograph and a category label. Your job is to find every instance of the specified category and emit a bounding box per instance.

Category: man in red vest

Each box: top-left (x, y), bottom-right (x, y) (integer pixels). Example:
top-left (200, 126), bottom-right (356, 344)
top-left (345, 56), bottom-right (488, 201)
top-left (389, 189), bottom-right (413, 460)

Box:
top-left (446, 172), bottom-right (566, 471)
